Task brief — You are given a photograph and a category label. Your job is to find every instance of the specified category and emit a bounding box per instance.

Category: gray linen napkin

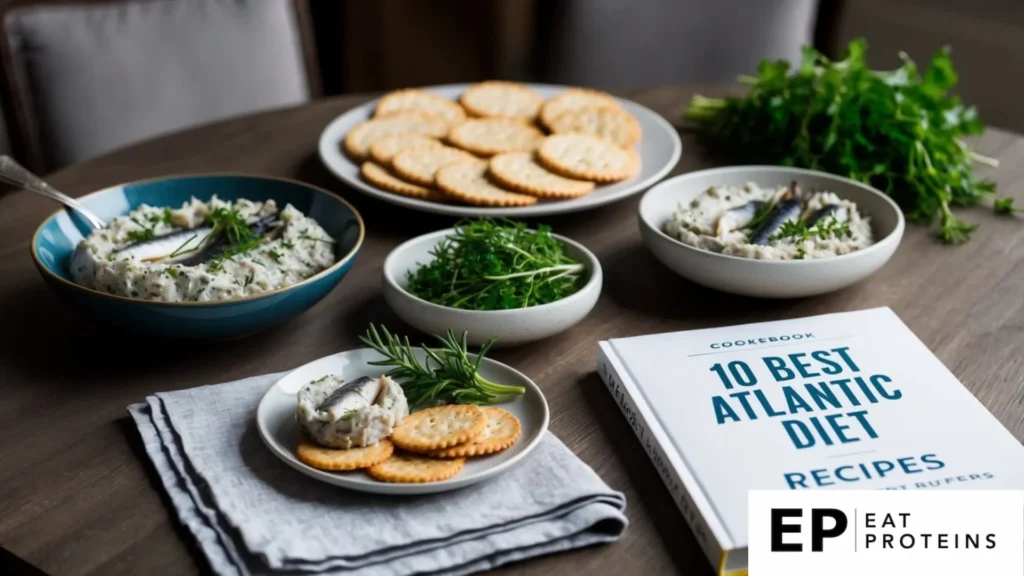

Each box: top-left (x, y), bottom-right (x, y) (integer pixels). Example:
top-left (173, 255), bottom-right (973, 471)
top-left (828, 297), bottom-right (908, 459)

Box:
top-left (127, 372), bottom-right (627, 576)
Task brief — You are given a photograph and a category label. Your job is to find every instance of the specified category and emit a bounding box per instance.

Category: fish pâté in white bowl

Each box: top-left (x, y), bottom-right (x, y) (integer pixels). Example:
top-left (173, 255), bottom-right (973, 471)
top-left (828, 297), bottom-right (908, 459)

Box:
top-left (638, 166), bottom-right (904, 298)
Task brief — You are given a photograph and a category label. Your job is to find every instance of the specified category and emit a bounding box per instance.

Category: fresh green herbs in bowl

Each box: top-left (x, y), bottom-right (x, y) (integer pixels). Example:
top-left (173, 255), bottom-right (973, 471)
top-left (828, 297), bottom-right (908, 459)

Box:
top-left (405, 219), bottom-right (586, 310)
top-left (686, 39), bottom-right (1012, 244)
top-left (381, 221), bottom-right (602, 347)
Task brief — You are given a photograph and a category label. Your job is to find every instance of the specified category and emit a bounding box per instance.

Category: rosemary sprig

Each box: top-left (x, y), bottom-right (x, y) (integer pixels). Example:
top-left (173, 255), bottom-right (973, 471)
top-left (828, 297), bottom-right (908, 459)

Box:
top-left (359, 324), bottom-right (525, 408)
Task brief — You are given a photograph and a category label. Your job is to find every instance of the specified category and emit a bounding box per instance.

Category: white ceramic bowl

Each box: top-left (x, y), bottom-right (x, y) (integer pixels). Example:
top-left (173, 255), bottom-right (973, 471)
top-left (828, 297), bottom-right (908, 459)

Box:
top-left (383, 229), bottom-right (602, 346)
top-left (638, 166), bottom-right (905, 298)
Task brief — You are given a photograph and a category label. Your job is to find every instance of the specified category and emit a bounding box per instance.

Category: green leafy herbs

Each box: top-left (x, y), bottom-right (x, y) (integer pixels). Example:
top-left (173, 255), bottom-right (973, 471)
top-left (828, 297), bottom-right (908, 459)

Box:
top-left (204, 207), bottom-right (265, 273)
top-left (126, 216), bottom-right (157, 243)
top-left (771, 216), bottom-right (853, 243)
top-left (359, 324), bottom-right (526, 408)
top-left (405, 219), bottom-right (586, 310)
top-left (686, 39), bottom-right (1010, 244)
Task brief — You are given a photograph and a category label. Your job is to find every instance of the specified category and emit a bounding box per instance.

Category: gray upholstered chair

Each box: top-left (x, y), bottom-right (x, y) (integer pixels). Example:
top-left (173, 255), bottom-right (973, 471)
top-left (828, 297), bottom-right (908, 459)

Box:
top-left (0, 0), bottom-right (319, 172)
top-left (537, 0), bottom-right (820, 89)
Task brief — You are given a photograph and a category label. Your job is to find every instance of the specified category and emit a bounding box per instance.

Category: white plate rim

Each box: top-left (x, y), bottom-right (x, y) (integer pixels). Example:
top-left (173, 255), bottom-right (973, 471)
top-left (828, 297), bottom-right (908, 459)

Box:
top-left (256, 348), bottom-right (551, 495)
top-left (318, 82), bottom-right (683, 217)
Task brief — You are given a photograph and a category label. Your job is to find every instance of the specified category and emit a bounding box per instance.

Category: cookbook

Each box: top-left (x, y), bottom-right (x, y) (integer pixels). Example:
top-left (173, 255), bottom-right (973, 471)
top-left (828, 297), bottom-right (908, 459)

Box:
top-left (596, 307), bottom-right (1024, 576)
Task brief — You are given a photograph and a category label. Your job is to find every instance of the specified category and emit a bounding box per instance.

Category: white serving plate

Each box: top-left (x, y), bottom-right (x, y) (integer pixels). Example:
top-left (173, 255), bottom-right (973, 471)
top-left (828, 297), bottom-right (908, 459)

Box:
top-left (382, 228), bottom-right (602, 347)
top-left (318, 83), bottom-right (682, 217)
top-left (638, 166), bottom-right (905, 298)
top-left (256, 347), bottom-right (550, 495)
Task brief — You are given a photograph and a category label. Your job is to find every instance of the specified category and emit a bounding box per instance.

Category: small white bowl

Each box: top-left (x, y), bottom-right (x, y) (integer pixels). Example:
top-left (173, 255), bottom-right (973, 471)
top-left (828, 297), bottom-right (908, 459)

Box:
top-left (382, 228), bottom-right (602, 347)
top-left (638, 166), bottom-right (905, 298)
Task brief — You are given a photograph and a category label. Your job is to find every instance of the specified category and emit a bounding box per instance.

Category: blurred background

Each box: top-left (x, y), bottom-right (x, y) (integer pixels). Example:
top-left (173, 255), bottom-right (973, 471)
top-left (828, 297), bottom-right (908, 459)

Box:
top-left (0, 0), bottom-right (1020, 173)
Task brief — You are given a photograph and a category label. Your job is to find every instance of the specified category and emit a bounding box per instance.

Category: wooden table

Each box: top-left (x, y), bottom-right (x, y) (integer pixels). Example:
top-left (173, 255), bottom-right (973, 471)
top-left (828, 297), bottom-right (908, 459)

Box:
top-left (1, 86), bottom-right (1023, 576)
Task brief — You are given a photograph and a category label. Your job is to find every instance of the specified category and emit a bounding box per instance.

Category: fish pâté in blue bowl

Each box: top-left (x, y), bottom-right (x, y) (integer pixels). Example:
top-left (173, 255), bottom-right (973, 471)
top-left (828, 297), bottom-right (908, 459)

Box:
top-left (31, 174), bottom-right (364, 339)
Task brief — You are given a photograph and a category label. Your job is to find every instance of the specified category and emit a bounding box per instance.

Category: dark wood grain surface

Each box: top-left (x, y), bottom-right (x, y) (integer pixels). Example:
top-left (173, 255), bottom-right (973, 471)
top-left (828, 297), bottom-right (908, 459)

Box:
top-left (1, 86), bottom-right (1023, 576)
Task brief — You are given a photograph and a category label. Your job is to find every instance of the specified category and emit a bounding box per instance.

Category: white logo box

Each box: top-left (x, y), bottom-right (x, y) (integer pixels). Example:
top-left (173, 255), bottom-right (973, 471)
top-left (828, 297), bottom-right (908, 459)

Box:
top-left (749, 490), bottom-right (1024, 575)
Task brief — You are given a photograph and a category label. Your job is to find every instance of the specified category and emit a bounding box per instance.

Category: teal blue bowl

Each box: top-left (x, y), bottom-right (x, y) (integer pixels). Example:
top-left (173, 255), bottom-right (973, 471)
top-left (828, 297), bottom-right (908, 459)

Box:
top-left (31, 174), bottom-right (364, 340)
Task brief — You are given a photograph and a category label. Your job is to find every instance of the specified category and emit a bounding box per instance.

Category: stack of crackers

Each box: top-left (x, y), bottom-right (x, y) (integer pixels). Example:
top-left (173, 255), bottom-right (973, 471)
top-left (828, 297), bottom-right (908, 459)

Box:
top-left (296, 404), bottom-right (521, 484)
top-left (346, 81), bottom-right (642, 207)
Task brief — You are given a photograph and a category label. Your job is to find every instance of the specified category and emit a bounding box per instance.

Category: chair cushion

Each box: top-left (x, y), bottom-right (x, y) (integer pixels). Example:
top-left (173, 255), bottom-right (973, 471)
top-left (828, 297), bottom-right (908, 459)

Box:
top-left (6, 0), bottom-right (309, 169)
top-left (542, 0), bottom-right (817, 88)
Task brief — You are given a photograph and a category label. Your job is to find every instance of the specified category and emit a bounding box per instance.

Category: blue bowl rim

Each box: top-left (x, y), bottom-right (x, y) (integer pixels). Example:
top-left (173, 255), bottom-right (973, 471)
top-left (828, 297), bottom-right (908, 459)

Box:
top-left (30, 172), bottom-right (366, 308)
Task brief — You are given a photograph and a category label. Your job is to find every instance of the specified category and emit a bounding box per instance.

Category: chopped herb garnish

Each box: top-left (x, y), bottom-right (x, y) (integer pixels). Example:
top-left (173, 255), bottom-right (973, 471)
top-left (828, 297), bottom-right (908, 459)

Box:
top-left (165, 267), bottom-right (180, 278)
top-left (298, 230), bottom-right (334, 244)
top-left (282, 240), bottom-right (294, 250)
top-left (770, 216), bottom-right (853, 243)
top-left (265, 249), bottom-right (283, 263)
top-left (243, 271), bottom-right (255, 288)
top-left (340, 409), bottom-right (359, 421)
top-left (203, 208), bottom-right (264, 272)
top-left (126, 216), bottom-right (156, 243)
top-left (162, 207), bottom-right (173, 224)
top-left (742, 201), bottom-right (777, 232)
top-left (168, 234), bottom-right (200, 259)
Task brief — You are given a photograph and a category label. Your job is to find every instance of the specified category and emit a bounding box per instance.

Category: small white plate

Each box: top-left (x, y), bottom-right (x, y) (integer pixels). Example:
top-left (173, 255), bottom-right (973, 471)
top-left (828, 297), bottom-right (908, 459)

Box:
top-left (256, 347), bottom-right (550, 495)
top-left (318, 83), bottom-right (682, 217)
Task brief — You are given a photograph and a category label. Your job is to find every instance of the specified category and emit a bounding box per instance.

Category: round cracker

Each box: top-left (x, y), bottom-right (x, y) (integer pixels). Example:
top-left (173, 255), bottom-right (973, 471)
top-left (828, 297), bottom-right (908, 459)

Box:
top-left (392, 146), bottom-right (476, 186)
top-left (540, 88), bottom-right (623, 130)
top-left (375, 89), bottom-right (466, 126)
top-left (296, 438), bottom-right (394, 471)
top-left (429, 407), bottom-right (521, 458)
top-left (459, 81), bottom-right (543, 121)
top-left (436, 160), bottom-right (538, 207)
top-left (537, 133), bottom-right (639, 183)
top-left (343, 111), bottom-right (448, 161)
top-left (447, 118), bottom-right (544, 157)
top-left (368, 453), bottom-right (465, 483)
top-left (361, 161), bottom-right (448, 202)
top-left (548, 105), bottom-right (641, 149)
top-left (488, 152), bottom-right (595, 199)
top-left (391, 405), bottom-right (487, 452)
top-left (369, 134), bottom-right (444, 165)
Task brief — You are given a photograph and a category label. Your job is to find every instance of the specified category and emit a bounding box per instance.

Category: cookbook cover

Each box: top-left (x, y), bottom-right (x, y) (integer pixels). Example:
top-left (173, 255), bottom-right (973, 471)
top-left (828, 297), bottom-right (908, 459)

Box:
top-left (596, 307), bottom-right (1024, 576)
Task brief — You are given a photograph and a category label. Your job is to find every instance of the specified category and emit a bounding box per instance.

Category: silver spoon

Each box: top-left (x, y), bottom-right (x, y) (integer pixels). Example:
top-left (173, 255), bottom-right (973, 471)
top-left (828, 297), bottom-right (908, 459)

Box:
top-left (0, 155), bottom-right (106, 229)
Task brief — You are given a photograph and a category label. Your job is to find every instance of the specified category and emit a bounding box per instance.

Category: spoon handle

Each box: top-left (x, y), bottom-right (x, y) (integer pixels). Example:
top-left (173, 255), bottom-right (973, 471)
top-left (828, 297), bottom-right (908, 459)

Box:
top-left (0, 155), bottom-right (105, 229)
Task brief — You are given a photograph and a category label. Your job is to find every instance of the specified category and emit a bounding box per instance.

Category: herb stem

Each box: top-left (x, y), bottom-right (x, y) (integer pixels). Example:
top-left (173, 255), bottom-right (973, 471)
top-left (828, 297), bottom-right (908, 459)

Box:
top-left (483, 263), bottom-right (584, 281)
top-left (474, 373), bottom-right (526, 396)
top-left (968, 151), bottom-right (999, 168)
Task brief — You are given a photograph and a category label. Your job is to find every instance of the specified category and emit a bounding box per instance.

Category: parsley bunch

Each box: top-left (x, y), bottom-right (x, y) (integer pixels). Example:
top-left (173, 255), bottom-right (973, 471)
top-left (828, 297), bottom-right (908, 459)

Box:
top-left (687, 39), bottom-right (1011, 244)
top-left (405, 219), bottom-right (586, 310)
